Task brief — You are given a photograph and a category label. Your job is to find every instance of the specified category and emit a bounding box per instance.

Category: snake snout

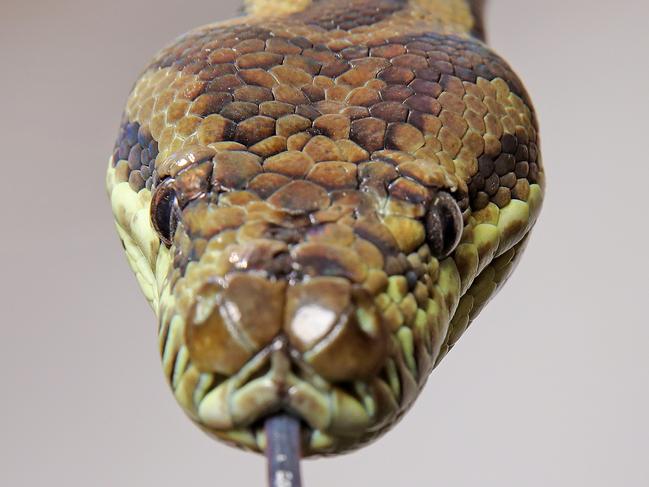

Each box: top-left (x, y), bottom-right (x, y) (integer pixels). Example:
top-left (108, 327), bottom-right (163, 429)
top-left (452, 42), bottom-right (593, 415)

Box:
top-left (184, 268), bottom-right (389, 382)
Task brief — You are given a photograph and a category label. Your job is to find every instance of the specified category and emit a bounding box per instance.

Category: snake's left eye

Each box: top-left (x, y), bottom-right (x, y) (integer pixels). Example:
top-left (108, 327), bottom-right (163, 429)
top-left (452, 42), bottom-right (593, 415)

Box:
top-left (425, 192), bottom-right (464, 258)
top-left (151, 179), bottom-right (179, 246)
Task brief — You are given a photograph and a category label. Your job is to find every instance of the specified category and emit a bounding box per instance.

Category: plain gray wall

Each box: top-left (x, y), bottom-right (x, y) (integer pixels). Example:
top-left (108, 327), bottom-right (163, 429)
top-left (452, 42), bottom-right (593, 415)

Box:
top-left (1, 0), bottom-right (647, 485)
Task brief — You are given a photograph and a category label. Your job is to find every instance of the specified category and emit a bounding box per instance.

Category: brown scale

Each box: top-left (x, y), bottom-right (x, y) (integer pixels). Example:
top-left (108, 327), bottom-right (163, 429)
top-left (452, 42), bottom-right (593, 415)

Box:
top-left (467, 131), bottom-right (541, 210)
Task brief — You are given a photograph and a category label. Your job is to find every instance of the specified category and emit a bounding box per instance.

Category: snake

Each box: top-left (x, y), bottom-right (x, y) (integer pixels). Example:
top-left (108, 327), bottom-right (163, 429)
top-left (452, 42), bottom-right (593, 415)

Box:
top-left (107, 0), bottom-right (544, 456)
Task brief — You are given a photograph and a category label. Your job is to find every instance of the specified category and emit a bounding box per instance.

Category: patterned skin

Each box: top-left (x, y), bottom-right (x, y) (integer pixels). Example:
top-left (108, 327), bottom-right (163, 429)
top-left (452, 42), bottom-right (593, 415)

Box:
top-left (107, 0), bottom-right (544, 455)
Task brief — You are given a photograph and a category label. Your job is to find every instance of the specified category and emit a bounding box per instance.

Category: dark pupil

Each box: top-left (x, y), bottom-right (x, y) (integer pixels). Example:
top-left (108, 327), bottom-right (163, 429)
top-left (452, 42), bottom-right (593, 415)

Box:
top-left (154, 186), bottom-right (176, 243)
top-left (441, 206), bottom-right (457, 251)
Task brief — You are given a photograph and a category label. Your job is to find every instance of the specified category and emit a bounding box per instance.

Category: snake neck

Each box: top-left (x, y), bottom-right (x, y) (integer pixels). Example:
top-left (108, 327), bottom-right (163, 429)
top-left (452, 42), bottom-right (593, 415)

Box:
top-left (244, 0), bottom-right (486, 40)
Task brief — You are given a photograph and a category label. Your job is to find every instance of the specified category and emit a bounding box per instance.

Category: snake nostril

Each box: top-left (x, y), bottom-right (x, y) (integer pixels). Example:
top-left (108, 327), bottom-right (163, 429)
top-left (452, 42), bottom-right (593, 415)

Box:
top-left (265, 252), bottom-right (294, 277)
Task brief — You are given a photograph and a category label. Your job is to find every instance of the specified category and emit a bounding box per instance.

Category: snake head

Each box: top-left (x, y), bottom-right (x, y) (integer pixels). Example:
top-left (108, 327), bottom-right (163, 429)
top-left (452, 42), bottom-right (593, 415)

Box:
top-left (108, 3), bottom-right (544, 456)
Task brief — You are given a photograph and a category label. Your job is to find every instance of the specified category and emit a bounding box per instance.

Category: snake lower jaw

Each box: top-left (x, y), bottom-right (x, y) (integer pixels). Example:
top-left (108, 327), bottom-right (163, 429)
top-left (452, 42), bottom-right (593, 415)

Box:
top-left (177, 339), bottom-right (434, 456)
top-left (194, 338), bottom-right (389, 442)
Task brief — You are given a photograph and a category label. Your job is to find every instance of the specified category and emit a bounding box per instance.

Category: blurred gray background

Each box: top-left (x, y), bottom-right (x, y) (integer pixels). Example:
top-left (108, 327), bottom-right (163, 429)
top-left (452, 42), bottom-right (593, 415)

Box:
top-left (1, 0), bottom-right (647, 485)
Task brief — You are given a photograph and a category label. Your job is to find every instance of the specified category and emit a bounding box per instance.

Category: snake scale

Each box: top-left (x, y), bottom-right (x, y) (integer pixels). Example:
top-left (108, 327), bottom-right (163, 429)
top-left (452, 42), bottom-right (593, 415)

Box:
top-left (107, 0), bottom-right (544, 456)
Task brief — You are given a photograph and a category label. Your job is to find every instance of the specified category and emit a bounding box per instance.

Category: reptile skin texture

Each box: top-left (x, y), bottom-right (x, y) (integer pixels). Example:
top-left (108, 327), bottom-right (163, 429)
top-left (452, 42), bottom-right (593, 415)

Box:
top-left (107, 0), bottom-right (544, 456)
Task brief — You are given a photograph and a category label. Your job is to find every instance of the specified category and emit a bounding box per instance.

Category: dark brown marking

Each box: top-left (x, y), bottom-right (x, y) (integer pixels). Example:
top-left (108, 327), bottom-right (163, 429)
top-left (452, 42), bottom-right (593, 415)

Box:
top-left (288, 0), bottom-right (407, 31)
top-left (468, 0), bottom-right (487, 41)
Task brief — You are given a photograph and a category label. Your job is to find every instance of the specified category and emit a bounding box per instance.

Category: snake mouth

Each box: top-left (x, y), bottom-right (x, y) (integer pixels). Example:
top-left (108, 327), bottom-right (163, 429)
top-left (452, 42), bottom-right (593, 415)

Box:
top-left (191, 334), bottom-right (392, 453)
top-left (192, 338), bottom-right (294, 430)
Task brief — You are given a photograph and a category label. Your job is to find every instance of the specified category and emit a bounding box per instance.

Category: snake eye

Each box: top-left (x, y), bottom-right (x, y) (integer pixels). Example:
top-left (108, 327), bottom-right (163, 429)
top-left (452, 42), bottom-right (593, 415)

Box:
top-left (151, 179), bottom-right (180, 246)
top-left (425, 192), bottom-right (464, 258)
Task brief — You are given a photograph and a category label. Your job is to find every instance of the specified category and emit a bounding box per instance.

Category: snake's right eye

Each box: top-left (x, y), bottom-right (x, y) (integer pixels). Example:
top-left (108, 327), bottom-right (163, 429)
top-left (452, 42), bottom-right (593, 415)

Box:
top-left (425, 192), bottom-right (464, 258)
top-left (151, 179), bottom-right (179, 246)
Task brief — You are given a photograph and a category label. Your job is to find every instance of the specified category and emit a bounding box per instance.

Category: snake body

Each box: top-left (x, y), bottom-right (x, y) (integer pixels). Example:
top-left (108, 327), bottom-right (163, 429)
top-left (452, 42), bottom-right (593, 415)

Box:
top-left (107, 0), bottom-right (544, 456)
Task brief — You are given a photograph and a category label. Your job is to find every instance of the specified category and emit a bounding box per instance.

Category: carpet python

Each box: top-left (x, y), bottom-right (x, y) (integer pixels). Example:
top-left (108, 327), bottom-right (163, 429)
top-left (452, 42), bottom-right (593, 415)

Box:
top-left (107, 0), bottom-right (544, 456)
